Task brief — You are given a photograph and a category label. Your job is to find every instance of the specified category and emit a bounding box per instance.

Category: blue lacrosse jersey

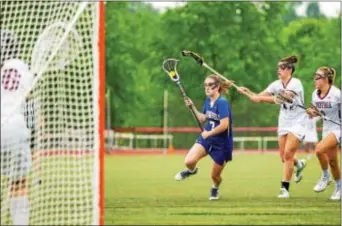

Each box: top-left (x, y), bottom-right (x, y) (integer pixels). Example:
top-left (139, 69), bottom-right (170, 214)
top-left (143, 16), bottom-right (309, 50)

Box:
top-left (201, 96), bottom-right (233, 146)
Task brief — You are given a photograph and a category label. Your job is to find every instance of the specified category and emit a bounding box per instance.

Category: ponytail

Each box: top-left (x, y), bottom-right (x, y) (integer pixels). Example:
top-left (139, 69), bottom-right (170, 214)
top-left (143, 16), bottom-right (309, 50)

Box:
top-left (328, 67), bottom-right (336, 85)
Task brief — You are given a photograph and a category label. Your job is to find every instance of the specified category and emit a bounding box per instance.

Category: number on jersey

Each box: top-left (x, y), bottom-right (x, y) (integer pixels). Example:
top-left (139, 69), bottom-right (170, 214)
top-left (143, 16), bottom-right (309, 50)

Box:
top-left (1, 68), bottom-right (20, 91)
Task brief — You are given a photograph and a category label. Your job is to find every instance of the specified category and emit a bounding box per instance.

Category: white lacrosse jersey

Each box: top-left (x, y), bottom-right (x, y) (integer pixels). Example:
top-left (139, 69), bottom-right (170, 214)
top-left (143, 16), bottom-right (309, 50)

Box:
top-left (266, 77), bottom-right (308, 128)
top-left (311, 86), bottom-right (341, 133)
top-left (1, 59), bottom-right (34, 127)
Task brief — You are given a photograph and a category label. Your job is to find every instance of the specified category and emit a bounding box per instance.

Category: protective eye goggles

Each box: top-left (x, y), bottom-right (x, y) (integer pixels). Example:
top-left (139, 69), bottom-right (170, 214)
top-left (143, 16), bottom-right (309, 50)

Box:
top-left (314, 73), bottom-right (323, 80)
top-left (277, 63), bottom-right (293, 70)
top-left (203, 82), bottom-right (218, 88)
top-left (313, 73), bottom-right (331, 81)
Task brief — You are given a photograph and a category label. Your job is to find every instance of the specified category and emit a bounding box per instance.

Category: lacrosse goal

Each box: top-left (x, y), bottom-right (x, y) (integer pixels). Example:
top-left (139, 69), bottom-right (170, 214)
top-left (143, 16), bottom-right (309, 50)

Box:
top-left (1, 1), bottom-right (105, 225)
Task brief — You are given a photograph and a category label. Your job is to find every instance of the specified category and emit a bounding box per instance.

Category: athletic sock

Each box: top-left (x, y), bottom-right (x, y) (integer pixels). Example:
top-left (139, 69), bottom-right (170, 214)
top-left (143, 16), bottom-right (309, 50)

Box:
top-left (281, 181), bottom-right (290, 191)
top-left (322, 169), bottom-right (330, 179)
top-left (10, 196), bottom-right (29, 225)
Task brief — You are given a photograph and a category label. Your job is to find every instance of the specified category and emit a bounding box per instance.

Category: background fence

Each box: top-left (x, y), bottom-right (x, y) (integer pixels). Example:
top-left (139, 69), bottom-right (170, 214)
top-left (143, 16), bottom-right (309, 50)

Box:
top-left (105, 127), bottom-right (323, 153)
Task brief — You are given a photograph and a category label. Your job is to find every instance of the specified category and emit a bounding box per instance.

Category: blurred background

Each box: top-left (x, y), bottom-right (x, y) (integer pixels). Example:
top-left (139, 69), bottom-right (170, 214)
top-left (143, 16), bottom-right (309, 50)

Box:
top-left (104, 1), bottom-right (341, 152)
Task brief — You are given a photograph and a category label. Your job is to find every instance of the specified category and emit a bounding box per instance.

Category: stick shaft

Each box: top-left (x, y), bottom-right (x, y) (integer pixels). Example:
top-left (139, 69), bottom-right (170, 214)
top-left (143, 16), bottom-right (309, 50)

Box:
top-left (295, 104), bottom-right (341, 126)
top-left (176, 82), bottom-right (204, 131)
top-left (202, 63), bottom-right (254, 98)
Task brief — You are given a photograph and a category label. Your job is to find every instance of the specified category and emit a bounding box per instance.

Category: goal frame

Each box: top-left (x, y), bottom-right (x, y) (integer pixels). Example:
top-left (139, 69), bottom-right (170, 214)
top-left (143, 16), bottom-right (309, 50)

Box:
top-left (98, 1), bottom-right (105, 225)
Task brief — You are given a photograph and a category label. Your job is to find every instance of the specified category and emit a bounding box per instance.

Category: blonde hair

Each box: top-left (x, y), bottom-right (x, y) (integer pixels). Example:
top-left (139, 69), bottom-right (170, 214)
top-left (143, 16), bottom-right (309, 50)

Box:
top-left (318, 66), bottom-right (336, 85)
top-left (206, 74), bottom-right (233, 94)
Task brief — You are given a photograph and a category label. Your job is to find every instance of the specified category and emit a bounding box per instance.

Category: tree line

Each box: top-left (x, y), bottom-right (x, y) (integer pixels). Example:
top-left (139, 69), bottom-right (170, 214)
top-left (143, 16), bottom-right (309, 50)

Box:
top-left (105, 2), bottom-right (341, 129)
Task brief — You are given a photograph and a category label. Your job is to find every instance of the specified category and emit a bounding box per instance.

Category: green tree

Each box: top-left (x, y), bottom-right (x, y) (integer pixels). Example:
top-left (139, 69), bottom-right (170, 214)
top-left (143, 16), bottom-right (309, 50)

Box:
top-left (105, 2), bottom-right (162, 126)
top-left (306, 2), bottom-right (323, 18)
top-left (282, 1), bottom-right (303, 24)
top-left (105, 1), bottom-right (340, 134)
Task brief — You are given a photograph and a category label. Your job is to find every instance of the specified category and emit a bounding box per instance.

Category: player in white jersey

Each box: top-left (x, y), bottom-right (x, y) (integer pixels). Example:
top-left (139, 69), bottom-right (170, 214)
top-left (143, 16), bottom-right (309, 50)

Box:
top-left (1, 29), bottom-right (34, 225)
top-left (306, 67), bottom-right (341, 200)
top-left (238, 55), bottom-right (308, 198)
top-left (303, 117), bottom-right (319, 160)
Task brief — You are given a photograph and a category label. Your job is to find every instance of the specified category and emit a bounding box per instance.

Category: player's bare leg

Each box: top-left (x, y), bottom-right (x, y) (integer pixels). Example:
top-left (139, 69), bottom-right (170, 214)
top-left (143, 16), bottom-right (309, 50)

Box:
top-left (278, 135), bottom-right (286, 162)
top-left (315, 134), bottom-right (340, 198)
top-left (174, 143), bottom-right (207, 181)
top-left (327, 146), bottom-right (341, 200)
top-left (278, 133), bottom-right (302, 198)
top-left (9, 178), bottom-right (29, 225)
top-left (209, 162), bottom-right (225, 200)
top-left (280, 135), bottom-right (306, 184)
top-left (313, 135), bottom-right (336, 193)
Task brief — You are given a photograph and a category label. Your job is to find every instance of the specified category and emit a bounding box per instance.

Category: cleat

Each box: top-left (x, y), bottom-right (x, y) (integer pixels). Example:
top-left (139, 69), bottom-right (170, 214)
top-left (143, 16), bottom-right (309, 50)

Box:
top-left (294, 159), bottom-right (307, 183)
top-left (329, 187), bottom-right (341, 201)
top-left (174, 168), bottom-right (198, 181)
top-left (313, 177), bottom-right (331, 193)
top-left (277, 187), bottom-right (290, 198)
top-left (209, 188), bottom-right (219, 201)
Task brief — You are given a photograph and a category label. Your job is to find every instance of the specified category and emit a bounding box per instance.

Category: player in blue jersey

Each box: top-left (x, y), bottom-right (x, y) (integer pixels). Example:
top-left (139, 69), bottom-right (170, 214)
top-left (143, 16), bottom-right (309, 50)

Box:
top-left (174, 74), bottom-right (233, 200)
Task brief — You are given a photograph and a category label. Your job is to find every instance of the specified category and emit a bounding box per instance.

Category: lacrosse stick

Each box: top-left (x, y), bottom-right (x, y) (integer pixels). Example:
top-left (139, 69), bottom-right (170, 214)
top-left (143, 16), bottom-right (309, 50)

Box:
top-left (181, 50), bottom-right (255, 98)
top-left (275, 91), bottom-right (341, 126)
top-left (1, 2), bottom-right (88, 127)
top-left (30, 21), bottom-right (81, 74)
top-left (162, 58), bottom-right (204, 131)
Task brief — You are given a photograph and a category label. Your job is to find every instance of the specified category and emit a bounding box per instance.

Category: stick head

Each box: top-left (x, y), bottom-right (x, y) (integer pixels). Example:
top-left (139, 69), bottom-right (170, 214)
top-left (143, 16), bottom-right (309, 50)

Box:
top-left (308, 104), bottom-right (324, 117)
top-left (274, 91), bottom-right (294, 104)
top-left (181, 50), bottom-right (204, 65)
top-left (31, 21), bottom-right (81, 74)
top-left (162, 58), bottom-right (180, 82)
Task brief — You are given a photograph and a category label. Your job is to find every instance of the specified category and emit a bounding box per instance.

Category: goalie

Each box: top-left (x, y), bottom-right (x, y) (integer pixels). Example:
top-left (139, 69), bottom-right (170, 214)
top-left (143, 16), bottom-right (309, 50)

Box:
top-left (1, 29), bottom-right (34, 225)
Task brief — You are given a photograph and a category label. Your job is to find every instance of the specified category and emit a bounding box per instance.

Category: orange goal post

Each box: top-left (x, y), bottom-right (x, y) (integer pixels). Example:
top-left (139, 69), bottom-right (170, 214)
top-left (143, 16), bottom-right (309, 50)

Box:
top-left (1, 2), bottom-right (105, 225)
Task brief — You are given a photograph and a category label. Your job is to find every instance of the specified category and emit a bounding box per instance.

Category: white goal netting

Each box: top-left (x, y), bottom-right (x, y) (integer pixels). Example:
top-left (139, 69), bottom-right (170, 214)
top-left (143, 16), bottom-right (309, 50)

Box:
top-left (1, 1), bottom-right (102, 225)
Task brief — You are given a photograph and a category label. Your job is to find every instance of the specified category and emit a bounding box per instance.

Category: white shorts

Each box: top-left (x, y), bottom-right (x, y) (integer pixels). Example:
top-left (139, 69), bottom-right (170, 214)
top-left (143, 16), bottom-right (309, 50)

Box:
top-left (322, 130), bottom-right (341, 144)
top-left (1, 121), bottom-right (31, 181)
top-left (278, 124), bottom-right (306, 142)
top-left (304, 129), bottom-right (318, 143)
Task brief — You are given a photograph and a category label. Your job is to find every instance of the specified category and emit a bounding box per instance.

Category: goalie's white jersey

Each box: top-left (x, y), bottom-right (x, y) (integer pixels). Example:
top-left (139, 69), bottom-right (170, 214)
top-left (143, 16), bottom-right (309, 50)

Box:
top-left (312, 86), bottom-right (341, 136)
top-left (1, 59), bottom-right (34, 133)
top-left (266, 77), bottom-right (308, 129)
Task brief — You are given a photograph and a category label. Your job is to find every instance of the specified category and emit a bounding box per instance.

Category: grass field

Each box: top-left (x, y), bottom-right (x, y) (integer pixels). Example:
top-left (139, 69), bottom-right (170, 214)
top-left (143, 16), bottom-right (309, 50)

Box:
top-left (105, 152), bottom-right (341, 225)
top-left (1, 155), bottom-right (95, 225)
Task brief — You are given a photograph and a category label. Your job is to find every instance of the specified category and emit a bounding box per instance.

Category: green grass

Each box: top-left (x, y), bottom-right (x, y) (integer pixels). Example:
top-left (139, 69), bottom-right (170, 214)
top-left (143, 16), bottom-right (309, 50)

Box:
top-left (1, 156), bottom-right (95, 225)
top-left (105, 153), bottom-right (340, 225)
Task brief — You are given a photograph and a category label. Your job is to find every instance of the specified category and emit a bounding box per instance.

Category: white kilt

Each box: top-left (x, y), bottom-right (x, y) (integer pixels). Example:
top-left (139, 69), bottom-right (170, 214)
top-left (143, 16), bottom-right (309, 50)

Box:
top-left (278, 123), bottom-right (306, 142)
top-left (304, 128), bottom-right (318, 143)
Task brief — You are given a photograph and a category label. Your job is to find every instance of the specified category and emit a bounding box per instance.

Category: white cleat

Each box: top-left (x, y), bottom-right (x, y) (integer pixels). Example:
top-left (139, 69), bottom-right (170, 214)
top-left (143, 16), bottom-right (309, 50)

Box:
top-left (313, 177), bottom-right (331, 193)
top-left (174, 173), bottom-right (183, 181)
top-left (277, 188), bottom-right (290, 199)
top-left (209, 196), bottom-right (220, 201)
top-left (294, 159), bottom-right (307, 183)
top-left (329, 187), bottom-right (341, 201)
top-left (174, 168), bottom-right (198, 181)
